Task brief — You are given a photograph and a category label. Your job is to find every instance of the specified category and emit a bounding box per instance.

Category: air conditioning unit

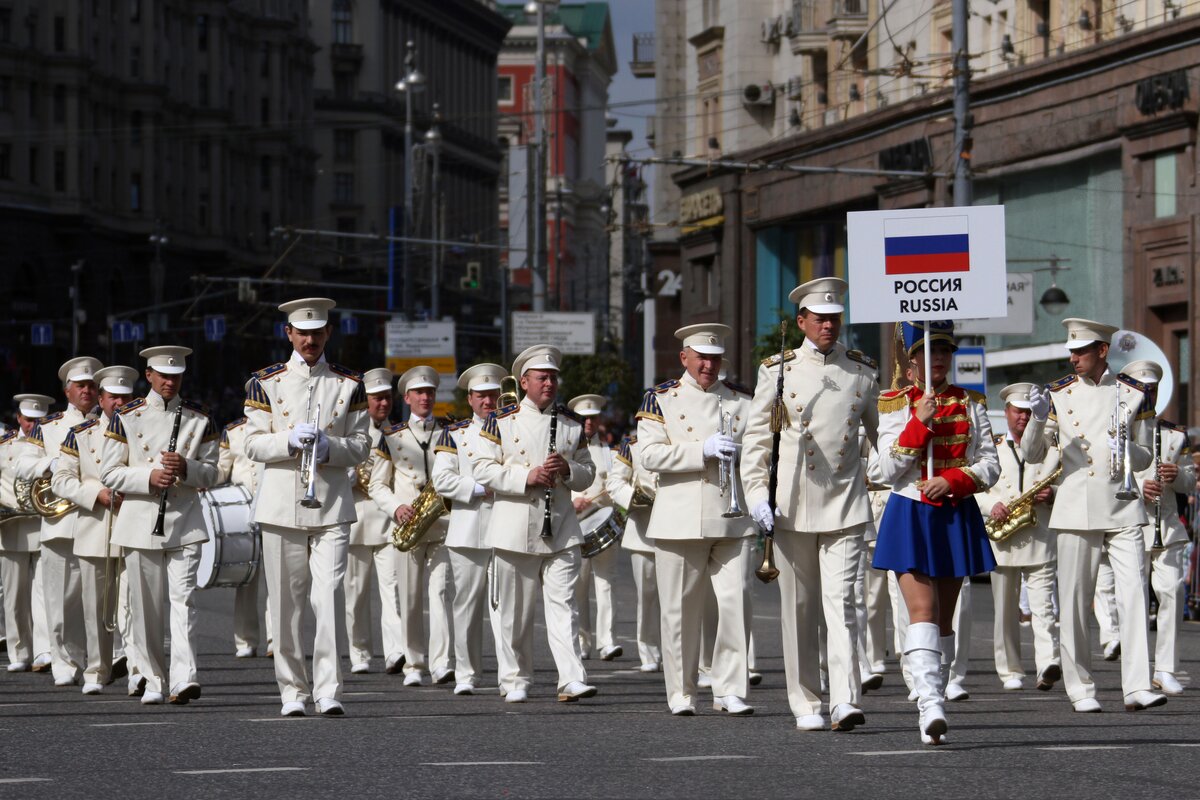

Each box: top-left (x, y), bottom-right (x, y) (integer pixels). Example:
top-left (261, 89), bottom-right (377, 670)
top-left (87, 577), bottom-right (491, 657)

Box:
top-left (760, 16), bottom-right (782, 43)
top-left (742, 83), bottom-right (776, 107)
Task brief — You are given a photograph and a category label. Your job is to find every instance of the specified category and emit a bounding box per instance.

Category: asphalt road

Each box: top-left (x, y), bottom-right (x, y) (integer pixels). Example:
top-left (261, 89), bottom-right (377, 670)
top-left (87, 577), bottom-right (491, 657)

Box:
top-left (2, 556), bottom-right (1197, 800)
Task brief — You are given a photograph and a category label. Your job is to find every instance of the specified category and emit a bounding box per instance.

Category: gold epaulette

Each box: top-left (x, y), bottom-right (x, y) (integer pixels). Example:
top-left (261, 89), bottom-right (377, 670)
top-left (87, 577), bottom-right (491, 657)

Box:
top-left (328, 362), bottom-right (363, 381)
top-left (846, 349), bottom-right (877, 369)
top-left (1047, 375), bottom-right (1077, 392)
top-left (877, 389), bottom-right (909, 414)
top-left (651, 379), bottom-right (679, 394)
top-left (116, 398), bottom-right (146, 415)
top-left (253, 362), bottom-right (287, 381)
top-left (761, 350), bottom-right (796, 368)
top-left (722, 379), bottom-right (753, 397)
top-left (965, 389), bottom-right (987, 407)
top-left (71, 419), bottom-right (99, 434)
top-left (224, 417), bottom-right (247, 431)
top-left (635, 390), bottom-right (664, 423)
top-left (496, 403), bottom-right (520, 419)
top-left (42, 411), bottom-right (65, 424)
top-left (384, 422), bottom-right (408, 436)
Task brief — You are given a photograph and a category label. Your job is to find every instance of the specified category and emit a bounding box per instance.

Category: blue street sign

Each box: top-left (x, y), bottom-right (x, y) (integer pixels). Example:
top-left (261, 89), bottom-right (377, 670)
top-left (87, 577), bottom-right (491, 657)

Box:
top-left (275, 322), bottom-right (288, 339)
top-left (340, 315), bottom-right (358, 336)
top-left (131, 323), bottom-right (145, 342)
top-left (30, 323), bottom-right (53, 346)
top-left (952, 346), bottom-right (987, 396)
top-left (204, 315), bottom-right (226, 342)
top-left (112, 320), bottom-right (134, 343)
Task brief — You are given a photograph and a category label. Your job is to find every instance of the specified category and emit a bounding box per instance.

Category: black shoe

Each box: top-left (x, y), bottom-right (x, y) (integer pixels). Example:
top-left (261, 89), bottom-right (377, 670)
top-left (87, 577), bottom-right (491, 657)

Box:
top-left (109, 656), bottom-right (128, 683)
top-left (862, 673), bottom-right (884, 692)
top-left (1036, 663), bottom-right (1061, 691)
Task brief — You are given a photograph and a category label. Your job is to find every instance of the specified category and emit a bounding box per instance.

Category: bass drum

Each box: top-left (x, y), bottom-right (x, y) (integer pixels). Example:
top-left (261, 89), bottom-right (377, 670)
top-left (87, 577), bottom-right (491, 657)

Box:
top-left (197, 484), bottom-right (261, 589)
top-left (579, 506), bottom-right (624, 559)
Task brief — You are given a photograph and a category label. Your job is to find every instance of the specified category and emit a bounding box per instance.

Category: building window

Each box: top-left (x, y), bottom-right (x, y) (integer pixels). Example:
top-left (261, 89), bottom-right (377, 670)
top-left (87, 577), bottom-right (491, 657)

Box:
top-left (53, 15), bottom-right (64, 52)
top-left (198, 72), bottom-right (208, 106)
top-left (333, 172), bottom-right (354, 204)
top-left (333, 129), bottom-right (355, 161)
top-left (131, 110), bottom-right (142, 146)
top-left (498, 75), bottom-right (513, 103)
top-left (130, 171), bottom-right (142, 211)
top-left (0, 143), bottom-right (10, 179)
top-left (0, 8), bottom-right (10, 43)
top-left (198, 139), bottom-right (210, 172)
top-left (197, 14), bottom-right (208, 51)
top-left (260, 42), bottom-right (270, 78)
top-left (336, 216), bottom-right (356, 251)
top-left (29, 145), bottom-right (37, 184)
top-left (332, 0), bottom-right (352, 44)
top-left (198, 190), bottom-right (209, 229)
top-left (261, 97), bottom-right (269, 124)
top-left (28, 81), bottom-right (37, 118)
top-left (130, 44), bottom-right (141, 78)
top-left (53, 149), bottom-right (65, 191)
top-left (53, 84), bottom-right (65, 124)
top-left (0, 77), bottom-right (10, 112)
top-left (131, 0), bottom-right (141, 22)
top-left (1154, 152), bottom-right (1177, 218)
top-left (334, 73), bottom-right (355, 100)
top-left (260, 156), bottom-right (271, 190)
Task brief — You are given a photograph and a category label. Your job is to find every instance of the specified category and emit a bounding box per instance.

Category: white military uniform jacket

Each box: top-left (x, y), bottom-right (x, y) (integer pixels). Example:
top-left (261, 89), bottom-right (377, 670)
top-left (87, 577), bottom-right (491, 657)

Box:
top-left (742, 342), bottom-right (880, 533)
top-left (16, 404), bottom-right (91, 543)
top-left (1020, 370), bottom-right (1153, 531)
top-left (243, 354), bottom-right (371, 529)
top-left (348, 424), bottom-right (392, 547)
top-left (368, 415), bottom-right (448, 544)
top-left (54, 413), bottom-right (120, 558)
top-left (101, 392), bottom-right (221, 551)
top-left (218, 418), bottom-right (260, 494)
top-left (977, 433), bottom-right (1061, 568)
top-left (0, 429), bottom-right (40, 552)
top-left (1137, 421), bottom-right (1194, 550)
top-left (636, 373), bottom-right (754, 541)
top-left (471, 397), bottom-right (596, 555)
top-left (573, 436), bottom-right (614, 512)
top-left (606, 435), bottom-right (656, 554)
top-left (431, 416), bottom-right (492, 550)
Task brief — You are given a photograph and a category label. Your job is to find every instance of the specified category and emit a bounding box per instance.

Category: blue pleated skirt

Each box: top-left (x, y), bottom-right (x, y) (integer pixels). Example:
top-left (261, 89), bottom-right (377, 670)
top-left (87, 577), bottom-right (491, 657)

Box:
top-left (873, 494), bottom-right (996, 578)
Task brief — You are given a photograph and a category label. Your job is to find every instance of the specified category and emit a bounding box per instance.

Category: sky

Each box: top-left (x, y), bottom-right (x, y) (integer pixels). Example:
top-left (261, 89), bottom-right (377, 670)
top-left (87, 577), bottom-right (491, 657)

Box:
top-left (606, 0), bottom-right (657, 161)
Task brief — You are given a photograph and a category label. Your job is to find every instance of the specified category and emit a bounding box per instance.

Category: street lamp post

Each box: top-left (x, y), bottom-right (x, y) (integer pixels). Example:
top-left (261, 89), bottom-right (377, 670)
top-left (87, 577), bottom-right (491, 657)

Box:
top-left (395, 42), bottom-right (425, 317)
top-left (525, 1), bottom-right (557, 312)
top-left (426, 105), bottom-right (443, 320)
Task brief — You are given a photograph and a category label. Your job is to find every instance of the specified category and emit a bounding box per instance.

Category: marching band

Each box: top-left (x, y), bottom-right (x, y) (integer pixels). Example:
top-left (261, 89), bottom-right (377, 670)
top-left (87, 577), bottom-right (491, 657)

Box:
top-left (1, 292), bottom-right (1194, 746)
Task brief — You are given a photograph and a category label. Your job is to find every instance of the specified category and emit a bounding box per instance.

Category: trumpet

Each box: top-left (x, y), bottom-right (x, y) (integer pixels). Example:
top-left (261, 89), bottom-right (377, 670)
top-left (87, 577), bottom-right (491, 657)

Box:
top-left (717, 399), bottom-right (744, 519)
top-left (1109, 399), bottom-right (1138, 501)
top-left (299, 384), bottom-right (322, 509)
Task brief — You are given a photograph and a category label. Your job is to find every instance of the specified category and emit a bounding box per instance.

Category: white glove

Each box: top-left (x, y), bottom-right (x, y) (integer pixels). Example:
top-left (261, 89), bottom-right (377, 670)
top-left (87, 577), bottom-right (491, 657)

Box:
top-left (315, 430), bottom-right (330, 463)
top-left (289, 422), bottom-right (318, 452)
top-left (48, 457), bottom-right (59, 475)
top-left (472, 483), bottom-right (487, 497)
top-left (1028, 385), bottom-right (1050, 420)
top-left (752, 501), bottom-right (779, 532)
top-left (1108, 434), bottom-right (1120, 456)
top-left (703, 432), bottom-right (737, 461)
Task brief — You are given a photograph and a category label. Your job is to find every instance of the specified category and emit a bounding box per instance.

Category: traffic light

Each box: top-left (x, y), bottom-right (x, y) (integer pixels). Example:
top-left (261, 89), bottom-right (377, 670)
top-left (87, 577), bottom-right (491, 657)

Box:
top-left (460, 261), bottom-right (482, 291)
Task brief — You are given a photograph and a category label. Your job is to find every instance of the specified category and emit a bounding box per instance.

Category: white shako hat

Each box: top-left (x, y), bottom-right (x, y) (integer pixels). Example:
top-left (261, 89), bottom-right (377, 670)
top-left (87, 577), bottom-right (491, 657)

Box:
top-left (57, 356), bottom-right (103, 386)
top-left (399, 366), bottom-right (439, 393)
top-left (788, 277), bottom-right (847, 314)
top-left (363, 368), bottom-right (395, 395)
top-left (95, 366), bottom-right (138, 395)
top-left (675, 323), bottom-right (731, 355)
top-left (140, 346), bottom-right (191, 375)
top-left (279, 297), bottom-right (336, 330)
top-left (1062, 317), bottom-right (1119, 351)
top-left (512, 344), bottom-right (562, 377)
top-left (14, 394), bottom-right (54, 419)
top-left (999, 382), bottom-right (1036, 410)
top-left (1122, 359), bottom-right (1163, 385)
top-left (457, 363), bottom-right (505, 392)
top-left (567, 394), bottom-right (606, 416)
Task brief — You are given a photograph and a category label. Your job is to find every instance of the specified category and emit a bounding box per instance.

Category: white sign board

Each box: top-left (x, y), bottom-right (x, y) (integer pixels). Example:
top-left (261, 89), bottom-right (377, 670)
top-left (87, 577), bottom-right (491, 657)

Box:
top-left (956, 273), bottom-right (1034, 335)
top-left (846, 205), bottom-right (1008, 323)
top-left (512, 312), bottom-right (596, 355)
top-left (385, 320), bottom-right (455, 357)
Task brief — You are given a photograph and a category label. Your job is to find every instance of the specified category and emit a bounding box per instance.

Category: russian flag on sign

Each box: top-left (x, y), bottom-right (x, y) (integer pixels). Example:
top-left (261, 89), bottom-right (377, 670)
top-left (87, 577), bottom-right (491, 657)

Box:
top-left (883, 215), bottom-right (970, 275)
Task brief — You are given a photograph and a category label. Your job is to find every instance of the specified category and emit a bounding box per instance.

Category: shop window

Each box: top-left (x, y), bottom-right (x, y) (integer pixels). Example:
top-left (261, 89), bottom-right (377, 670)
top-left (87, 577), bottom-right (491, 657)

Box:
top-left (1154, 152), bottom-right (1177, 218)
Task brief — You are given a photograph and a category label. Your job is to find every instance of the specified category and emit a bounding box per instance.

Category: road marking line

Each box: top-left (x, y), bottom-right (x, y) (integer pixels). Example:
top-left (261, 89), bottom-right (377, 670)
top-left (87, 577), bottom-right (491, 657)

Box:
top-left (0, 778), bottom-right (52, 784)
top-left (1167, 743), bottom-right (1200, 748)
top-left (1037, 746), bottom-right (1131, 752)
top-left (421, 761), bottom-right (543, 767)
top-left (175, 767), bottom-right (309, 775)
top-left (91, 722), bottom-right (175, 728)
top-left (644, 756), bottom-right (757, 762)
top-left (853, 750), bottom-right (944, 756)
top-left (242, 718), bottom-right (324, 722)
top-left (0, 703), bottom-right (32, 708)
top-left (344, 691), bottom-right (385, 696)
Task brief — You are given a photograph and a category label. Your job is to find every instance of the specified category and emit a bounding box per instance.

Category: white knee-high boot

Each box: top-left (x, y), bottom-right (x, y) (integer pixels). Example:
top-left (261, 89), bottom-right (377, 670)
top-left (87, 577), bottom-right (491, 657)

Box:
top-left (905, 622), bottom-right (947, 745)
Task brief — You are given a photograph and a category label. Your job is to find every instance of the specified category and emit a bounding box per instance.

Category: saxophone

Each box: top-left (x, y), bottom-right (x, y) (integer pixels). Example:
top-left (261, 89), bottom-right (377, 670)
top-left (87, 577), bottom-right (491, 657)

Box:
top-left (390, 483), bottom-right (450, 552)
top-left (984, 464), bottom-right (1063, 543)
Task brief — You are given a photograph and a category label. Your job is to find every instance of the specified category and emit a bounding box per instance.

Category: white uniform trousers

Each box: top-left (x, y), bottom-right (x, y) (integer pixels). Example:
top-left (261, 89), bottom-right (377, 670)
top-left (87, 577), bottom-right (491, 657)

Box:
top-left (447, 546), bottom-right (490, 686)
top-left (261, 523), bottom-right (348, 705)
top-left (493, 547), bottom-right (587, 694)
top-left (700, 538), bottom-right (758, 680)
top-left (1058, 527), bottom-right (1152, 701)
top-left (991, 561), bottom-right (1059, 681)
top-left (776, 526), bottom-right (864, 717)
top-left (1147, 543), bottom-right (1186, 675)
top-left (116, 561), bottom-right (139, 684)
top-left (856, 540), bottom-right (890, 674)
top-left (343, 543), bottom-right (404, 667)
top-left (575, 543), bottom-right (619, 656)
top-left (950, 577), bottom-right (972, 688)
top-left (396, 541), bottom-right (453, 677)
top-left (1094, 554), bottom-right (1120, 646)
top-left (125, 545), bottom-right (201, 695)
top-left (77, 555), bottom-right (116, 686)
top-left (655, 537), bottom-right (749, 709)
top-left (41, 538), bottom-right (86, 682)
top-left (628, 551), bottom-right (661, 668)
top-left (0, 552), bottom-right (37, 663)
top-left (233, 571), bottom-right (272, 654)
top-left (32, 552), bottom-right (50, 660)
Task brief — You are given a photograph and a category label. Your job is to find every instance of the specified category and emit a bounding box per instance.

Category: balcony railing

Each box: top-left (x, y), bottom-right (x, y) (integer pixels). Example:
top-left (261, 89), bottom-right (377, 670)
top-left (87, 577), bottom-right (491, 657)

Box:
top-left (631, 32), bottom-right (655, 78)
top-left (791, 0), bottom-right (818, 32)
top-left (834, 0), bottom-right (865, 16)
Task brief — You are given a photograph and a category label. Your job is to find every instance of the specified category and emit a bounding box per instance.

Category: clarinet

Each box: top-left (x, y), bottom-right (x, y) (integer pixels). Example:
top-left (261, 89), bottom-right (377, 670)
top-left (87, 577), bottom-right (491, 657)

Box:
top-left (1152, 423), bottom-right (1164, 550)
top-left (541, 404), bottom-right (557, 539)
top-left (152, 401), bottom-right (185, 537)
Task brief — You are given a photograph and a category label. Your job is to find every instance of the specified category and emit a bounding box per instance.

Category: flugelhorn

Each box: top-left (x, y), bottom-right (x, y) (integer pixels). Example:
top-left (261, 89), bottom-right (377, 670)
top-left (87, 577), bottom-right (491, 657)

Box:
top-left (299, 384), bottom-right (323, 509)
top-left (1109, 399), bottom-right (1138, 501)
top-left (717, 399), bottom-right (744, 519)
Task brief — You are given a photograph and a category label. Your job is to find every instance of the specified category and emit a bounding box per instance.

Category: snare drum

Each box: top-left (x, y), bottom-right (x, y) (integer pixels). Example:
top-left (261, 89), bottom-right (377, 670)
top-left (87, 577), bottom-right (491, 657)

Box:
top-left (579, 506), bottom-right (624, 559)
top-left (197, 484), bottom-right (261, 589)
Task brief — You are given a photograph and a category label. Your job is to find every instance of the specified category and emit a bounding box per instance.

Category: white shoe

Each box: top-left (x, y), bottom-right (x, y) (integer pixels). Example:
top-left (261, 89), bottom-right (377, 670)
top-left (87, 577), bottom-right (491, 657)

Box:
top-left (907, 687), bottom-right (919, 702)
top-left (861, 672), bottom-right (884, 692)
top-left (557, 681), bottom-right (598, 702)
top-left (831, 703), bottom-right (865, 732)
top-left (1124, 690), bottom-right (1167, 711)
top-left (748, 670), bottom-right (763, 686)
top-left (169, 682), bottom-right (201, 705)
top-left (946, 681), bottom-right (970, 701)
top-left (453, 683), bottom-right (475, 696)
top-left (385, 653), bottom-right (405, 674)
top-left (6, 661), bottom-right (28, 673)
top-left (712, 695), bottom-right (753, 716)
top-left (81, 682), bottom-right (103, 695)
top-left (316, 698), bottom-right (345, 716)
top-left (795, 714), bottom-right (826, 731)
top-left (281, 701), bottom-right (307, 717)
top-left (1036, 663), bottom-right (1062, 691)
top-left (54, 673), bottom-right (80, 687)
top-left (432, 667), bottom-right (455, 685)
top-left (1102, 640), bottom-right (1121, 661)
top-left (1072, 697), bottom-right (1102, 712)
top-left (128, 676), bottom-right (147, 697)
top-left (350, 662), bottom-right (369, 674)
top-left (697, 674), bottom-right (713, 689)
top-left (1153, 672), bottom-right (1184, 695)
top-left (141, 691), bottom-right (165, 705)
top-left (1003, 677), bottom-right (1024, 691)
top-left (670, 703), bottom-right (696, 716)
top-left (599, 645), bottom-right (623, 661)
top-left (639, 662), bottom-right (661, 673)
top-left (31, 653), bottom-right (52, 672)
top-left (403, 672), bottom-right (426, 687)
top-left (235, 647), bottom-right (255, 658)
top-left (504, 688), bottom-right (528, 704)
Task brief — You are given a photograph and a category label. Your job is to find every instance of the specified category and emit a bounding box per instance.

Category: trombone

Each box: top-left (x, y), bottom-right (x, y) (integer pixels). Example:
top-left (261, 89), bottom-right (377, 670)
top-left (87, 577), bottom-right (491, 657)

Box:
top-left (299, 384), bottom-right (323, 509)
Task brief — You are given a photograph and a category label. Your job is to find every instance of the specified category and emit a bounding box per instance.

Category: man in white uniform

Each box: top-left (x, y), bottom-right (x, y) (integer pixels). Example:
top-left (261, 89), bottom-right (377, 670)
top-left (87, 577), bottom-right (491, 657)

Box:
top-left (369, 365), bottom-right (454, 686)
top-left (101, 347), bottom-right (220, 705)
top-left (980, 382), bottom-right (1062, 692)
top-left (1022, 318), bottom-right (1165, 712)
top-left (471, 345), bottom-right (597, 704)
top-left (244, 298), bottom-right (371, 717)
top-left (607, 434), bottom-right (662, 672)
top-left (431, 362), bottom-right (505, 695)
top-left (344, 367), bottom-right (404, 675)
top-left (637, 324), bottom-right (755, 717)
